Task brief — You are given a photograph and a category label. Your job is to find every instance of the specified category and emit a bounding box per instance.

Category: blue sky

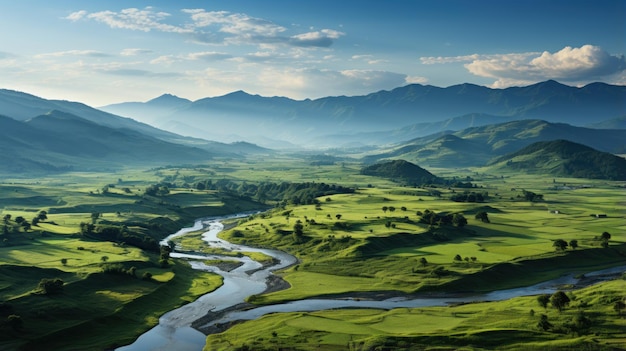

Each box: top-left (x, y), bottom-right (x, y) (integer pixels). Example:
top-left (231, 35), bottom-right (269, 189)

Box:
top-left (1, 0), bottom-right (624, 106)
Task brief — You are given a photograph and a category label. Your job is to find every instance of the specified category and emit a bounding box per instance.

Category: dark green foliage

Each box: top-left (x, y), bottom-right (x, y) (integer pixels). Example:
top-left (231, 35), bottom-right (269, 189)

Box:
top-left (7, 314), bottom-right (23, 331)
top-left (550, 291), bottom-right (571, 312)
top-left (37, 278), bottom-right (64, 295)
top-left (450, 191), bottom-right (487, 203)
top-left (537, 294), bottom-right (550, 309)
top-left (475, 211), bottom-right (490, 223)
top-left (537, 314), bottom-right (552, 331)
top-left (360, 159), bottom-right (440, 185)
top-left (522, 190), bottom-right (544, 202)
top-left (81, 224), bottom-right (159, 252)
top-left (452, 214), bottom-right (467, 228)
top-left (195, 179), bottom-right (354, 205)
top-left (553, 239), bottom-right (568, 251)
top-left (101, 263), bottom-right (138, 277)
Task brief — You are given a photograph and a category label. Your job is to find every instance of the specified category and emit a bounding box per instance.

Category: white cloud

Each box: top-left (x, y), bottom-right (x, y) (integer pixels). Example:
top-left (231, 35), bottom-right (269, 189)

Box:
top-left (65, 10), bottom-right (87, 21)
top-left (423, 45), bottom-right (626, 87)
top-left (252, 68), bottom-right (408, 98)
top-left (405, 76), bottom-right (428, 84)
top-left (76, 8), bottom-right (191, 33)
top-left (289, 29), bottom-right (344, 47)
top-left (68, 8), bottom-right (343, 49)
top-left (150, 55), bottom-right (177, 65)
top-left (120, 48), bottom-right (153, 56)
top-left (187, 51), bottom-right (232, 61)
top-left (35, 50), bottom-right (111, 58)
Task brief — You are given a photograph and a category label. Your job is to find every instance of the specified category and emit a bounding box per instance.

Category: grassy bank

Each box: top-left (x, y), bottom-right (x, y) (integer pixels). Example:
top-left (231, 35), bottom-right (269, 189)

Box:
top-left (205, 278), bottom-right (626, 350)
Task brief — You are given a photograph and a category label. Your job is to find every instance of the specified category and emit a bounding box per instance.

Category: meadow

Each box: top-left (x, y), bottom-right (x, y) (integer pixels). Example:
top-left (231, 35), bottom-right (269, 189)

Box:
top-left (0, 158), bottom-right (624, 350)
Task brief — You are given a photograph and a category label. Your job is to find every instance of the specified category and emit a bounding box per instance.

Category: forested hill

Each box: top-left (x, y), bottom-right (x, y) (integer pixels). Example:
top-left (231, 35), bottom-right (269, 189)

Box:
top-left (490, 139), bottom-right (626, 180)
top-left (360, 160), bottom-right (440, 185)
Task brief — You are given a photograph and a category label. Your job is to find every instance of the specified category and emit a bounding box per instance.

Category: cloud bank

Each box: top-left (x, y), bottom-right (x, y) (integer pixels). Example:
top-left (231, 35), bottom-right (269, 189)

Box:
top-left (67, 7), bottom-right (344, 48)
top-left (422, 45), bottom-right (626, 87)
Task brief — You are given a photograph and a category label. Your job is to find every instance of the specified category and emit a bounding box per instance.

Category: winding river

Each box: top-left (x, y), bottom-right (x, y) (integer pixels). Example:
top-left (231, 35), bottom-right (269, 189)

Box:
top-left (116, 214), bottom-right (626, 351)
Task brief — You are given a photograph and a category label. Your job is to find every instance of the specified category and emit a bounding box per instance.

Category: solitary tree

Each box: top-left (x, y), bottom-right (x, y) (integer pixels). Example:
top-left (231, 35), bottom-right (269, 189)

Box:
top-left (569, 239), bottom-right (578, 250)
top-left (37, 278), bottom-right (64, 295)
top-left (475, 211), bottom-right (490, 223)
top-left (419, 257), bottom-right (428, 267)
top-left (601, 232), bottom-right (611, 241)
top-left (382, 206), bottom-right (388, 213)
top-left (550, 291), bottom-right (571, 312)
top-left (613, 300), bottom-right (625, 315)
top-left (452, 214), bottom-right (467, 228)
top-left (335, 214), bottom-right (342, 220)
top-left (537, 314), bottom-right (552, 331)
top-left (37, 210), bottom-right (48, 221)
top-left (537, 294), bottom-right (550, 309)
top-left (553, 239), bottom-right (568, 251)
top-left (453, 254), bottom-right (462, 262)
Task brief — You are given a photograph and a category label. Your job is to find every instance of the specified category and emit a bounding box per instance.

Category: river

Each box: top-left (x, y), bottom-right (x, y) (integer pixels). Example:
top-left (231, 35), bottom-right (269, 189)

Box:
top-left (116, 214), bottom-right (625, 351)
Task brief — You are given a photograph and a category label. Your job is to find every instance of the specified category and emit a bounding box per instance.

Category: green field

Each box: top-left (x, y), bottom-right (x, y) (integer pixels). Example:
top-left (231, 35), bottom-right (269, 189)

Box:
top-left (0, 159), bottom-right (624, 350)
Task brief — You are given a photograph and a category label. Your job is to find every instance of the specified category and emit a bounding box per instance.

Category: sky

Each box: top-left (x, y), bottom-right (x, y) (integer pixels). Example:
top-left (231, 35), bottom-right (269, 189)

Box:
top-left (1, 0), bottom-right (625, 106)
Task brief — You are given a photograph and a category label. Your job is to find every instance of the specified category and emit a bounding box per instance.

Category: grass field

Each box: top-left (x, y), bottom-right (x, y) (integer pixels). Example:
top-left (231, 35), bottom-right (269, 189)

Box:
top-left (0, 160), bottom-right (624, 350)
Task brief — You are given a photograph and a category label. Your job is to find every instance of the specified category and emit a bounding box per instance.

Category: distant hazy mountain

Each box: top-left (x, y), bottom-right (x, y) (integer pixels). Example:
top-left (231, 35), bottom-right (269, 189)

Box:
top-left (0, 111), bottom-right (213, 173)
top-left (0, 88), bottom-right (270, 157)
top-left (100, 80), bottom-right (626, 147)
top-left (489, 140), bottom-right (626, 180)
top-left (363, 120), bottom-right (626, 167)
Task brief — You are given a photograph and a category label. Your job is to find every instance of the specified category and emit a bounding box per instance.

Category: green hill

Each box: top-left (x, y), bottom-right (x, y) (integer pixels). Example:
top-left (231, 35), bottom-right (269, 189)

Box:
top-left (360, 159), bottom-right (439, 184)
top-left (364, 120), bottom-right (626, 168)
top-left (489, 139), bottom-right (626, 180)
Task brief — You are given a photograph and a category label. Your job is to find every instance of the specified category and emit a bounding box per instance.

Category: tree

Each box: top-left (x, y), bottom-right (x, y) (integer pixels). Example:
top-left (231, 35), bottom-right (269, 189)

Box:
top-left (601, 231), bottom-right (611, 241)
top-left (550, 291), bottom-right (571, 312)
top-left (61, 258), bottom-right (68, 265)
top-left (37, 210), bottom-right (48, 221)
top-left (101, 256), bottom-right (109, 263)
top-left (335, 214), bottom-right (342, 220)
top-left (452, 214), bottom-right (467, 228)
top-left (537, 294), bottom-right (550, 309)
top-left (37, 278), bottom-right (64, 295)
top-left (537, 314), bottom-right (552, 331)
top-left (293, 221), bottom-right (304, 241)
top-left (419, 257), bottom-right (428, 267)
top-left (453, 254), bottom-right (462, 262)
top-left (388, 206), bottom-right (396, 213)
top-left (569, 239), bottom-right (578, 250)
top-left (14, 216), bottom-right (25, 224)
top-left (552, 239), bottom-right (568, 251)
top-left (7, 315), bottom-right (23, 331)
top-left (475, 211), bottom-right (490, 223)
top-left (382, 206), bottom-right (388, 213)
top-left (2, 214), bottom-right (10, 223)
top-left (91, 212), bottom-right (101, 224)
top-left (614, 300), bottom-right (625, 315)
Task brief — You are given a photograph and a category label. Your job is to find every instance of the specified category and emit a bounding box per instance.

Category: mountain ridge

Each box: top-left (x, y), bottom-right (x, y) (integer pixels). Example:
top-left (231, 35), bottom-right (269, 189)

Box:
top-left (99, 81), bottom-right (626, 147)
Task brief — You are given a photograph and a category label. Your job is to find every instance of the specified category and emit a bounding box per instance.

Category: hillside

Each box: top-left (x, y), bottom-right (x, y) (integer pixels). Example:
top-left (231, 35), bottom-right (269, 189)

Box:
top-left (364, 120), bottom-right (626, 167)
top-left (100, 81), bottom-right (626, 146)
top-left (0, 111), bottom-right (214, 173)
top-left (489, 139), bottom-right (626, 180)
top-left (360, 159), bottom-right (439, 184)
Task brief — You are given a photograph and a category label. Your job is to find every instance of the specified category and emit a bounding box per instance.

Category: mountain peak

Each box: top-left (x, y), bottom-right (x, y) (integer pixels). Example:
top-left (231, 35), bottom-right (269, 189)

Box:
top-left (147, 93), bottom-right (191, 105)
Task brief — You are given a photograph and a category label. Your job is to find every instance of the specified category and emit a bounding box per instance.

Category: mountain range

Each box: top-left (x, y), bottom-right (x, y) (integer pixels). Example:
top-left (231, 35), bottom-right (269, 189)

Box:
top-left (1, 81), bottom-right (625, 176)
top-left (101, 80), bottom-right (626, 147)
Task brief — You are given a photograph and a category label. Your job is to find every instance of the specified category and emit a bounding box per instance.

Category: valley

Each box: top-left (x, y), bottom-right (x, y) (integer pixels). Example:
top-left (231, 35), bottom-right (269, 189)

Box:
top-left (0, 82), bottom-right (624, 351)
top-left (0, 157), bottom-right (624, 351)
